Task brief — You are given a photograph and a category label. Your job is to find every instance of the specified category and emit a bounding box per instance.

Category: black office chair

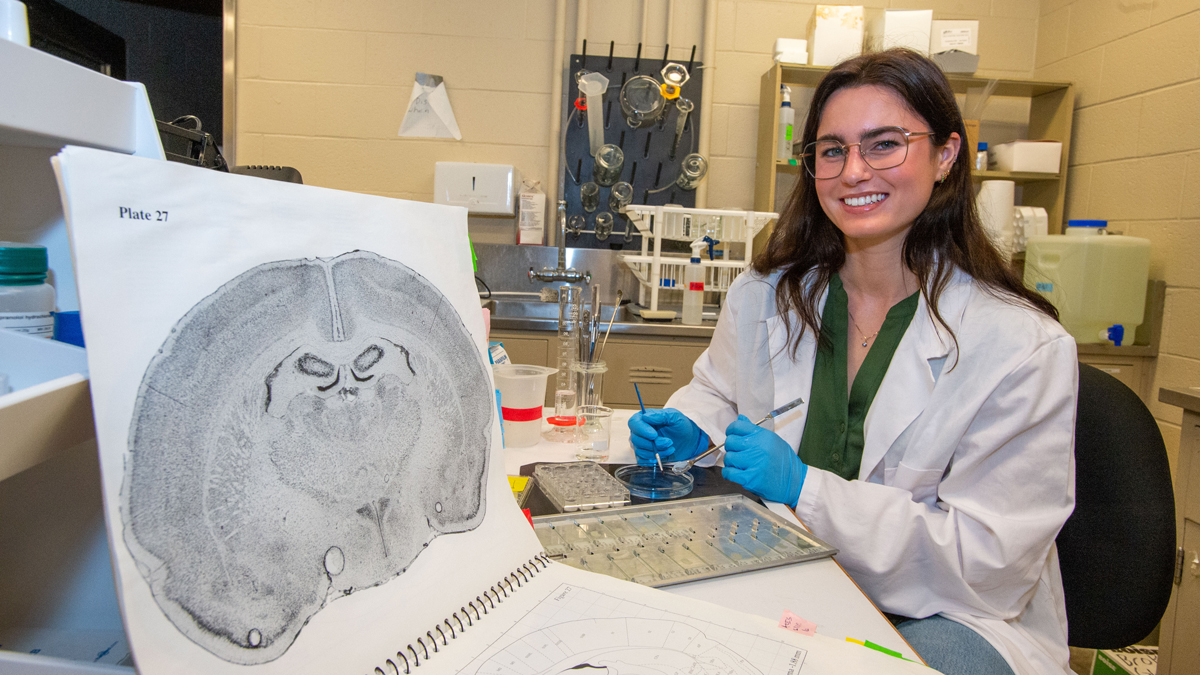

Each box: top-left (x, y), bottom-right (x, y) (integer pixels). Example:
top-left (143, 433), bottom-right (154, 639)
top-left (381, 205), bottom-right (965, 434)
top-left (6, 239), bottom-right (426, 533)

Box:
top-left (1056, 363), bottom-right (1176, 648)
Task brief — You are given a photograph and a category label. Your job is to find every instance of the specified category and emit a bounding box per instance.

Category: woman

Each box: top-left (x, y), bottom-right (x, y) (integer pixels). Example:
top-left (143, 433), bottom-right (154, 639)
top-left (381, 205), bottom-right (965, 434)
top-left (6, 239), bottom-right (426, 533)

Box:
top-left (629, 49), bottom-right (1076, 675)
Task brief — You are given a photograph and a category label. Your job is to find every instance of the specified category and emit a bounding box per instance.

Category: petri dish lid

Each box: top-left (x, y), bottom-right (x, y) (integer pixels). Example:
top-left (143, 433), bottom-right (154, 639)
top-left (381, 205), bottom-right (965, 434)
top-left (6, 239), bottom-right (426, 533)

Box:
top-left (614, 464), bottom-right (694, 501)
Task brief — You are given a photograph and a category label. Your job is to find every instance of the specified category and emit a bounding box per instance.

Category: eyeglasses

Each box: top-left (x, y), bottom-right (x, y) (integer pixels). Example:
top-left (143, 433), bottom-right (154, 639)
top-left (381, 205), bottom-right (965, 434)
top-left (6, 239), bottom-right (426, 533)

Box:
top-left (801, 127), bottom-right (937, 180)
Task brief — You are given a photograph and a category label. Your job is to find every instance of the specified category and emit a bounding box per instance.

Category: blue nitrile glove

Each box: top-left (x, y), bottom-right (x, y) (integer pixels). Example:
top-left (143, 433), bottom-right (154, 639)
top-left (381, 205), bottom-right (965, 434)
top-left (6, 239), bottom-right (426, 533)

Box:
top-left (628, 409), bottom-right (709, 466)
top-left (721, 415), bottom-right (808, 508)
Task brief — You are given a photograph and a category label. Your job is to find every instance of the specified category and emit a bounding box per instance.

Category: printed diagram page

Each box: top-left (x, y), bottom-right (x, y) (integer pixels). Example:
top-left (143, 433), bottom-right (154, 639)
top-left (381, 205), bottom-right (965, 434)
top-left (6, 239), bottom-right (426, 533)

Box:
top-left (459, 565), bottom-right (930, 675)
top-left (473, 583), bottom-right (803, 675)
top-left (51, 146), bottom-right (542, 675)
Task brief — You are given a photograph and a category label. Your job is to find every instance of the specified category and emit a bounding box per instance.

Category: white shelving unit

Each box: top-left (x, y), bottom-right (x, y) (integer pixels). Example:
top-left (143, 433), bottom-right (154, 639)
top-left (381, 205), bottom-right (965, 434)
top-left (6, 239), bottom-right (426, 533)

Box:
top-left (1, 37), bottom-right (163, 674)
top-left (621, 205), bottom-right (777, 314)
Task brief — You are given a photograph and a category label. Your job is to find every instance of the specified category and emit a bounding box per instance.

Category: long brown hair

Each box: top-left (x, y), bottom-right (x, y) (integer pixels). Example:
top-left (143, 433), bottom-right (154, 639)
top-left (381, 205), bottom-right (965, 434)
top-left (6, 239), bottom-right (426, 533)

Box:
top-left (753, 49), bottom-right (1057, 356)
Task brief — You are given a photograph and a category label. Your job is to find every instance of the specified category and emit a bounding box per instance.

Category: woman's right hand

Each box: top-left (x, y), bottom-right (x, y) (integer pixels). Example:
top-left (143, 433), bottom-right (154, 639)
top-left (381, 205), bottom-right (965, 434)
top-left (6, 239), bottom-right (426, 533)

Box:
top-left (627, 409), bottom-right (709, 465)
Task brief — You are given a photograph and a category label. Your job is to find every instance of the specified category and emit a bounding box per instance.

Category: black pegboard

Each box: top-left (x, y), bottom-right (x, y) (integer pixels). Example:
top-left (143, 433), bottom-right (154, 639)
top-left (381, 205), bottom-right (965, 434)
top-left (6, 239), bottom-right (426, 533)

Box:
top-left (559, 47), bottom-right (704, 252)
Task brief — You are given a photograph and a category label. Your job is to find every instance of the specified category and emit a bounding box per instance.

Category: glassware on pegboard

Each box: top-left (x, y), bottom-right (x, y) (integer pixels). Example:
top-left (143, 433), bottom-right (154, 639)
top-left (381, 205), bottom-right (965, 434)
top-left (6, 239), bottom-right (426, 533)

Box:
top-left (580, 181), bottom-right (600, 212)
top-left (671, 98), bottom-right (695, 160)
top-left (675, 153), bottom-right (708, 191)
top-left (567, 214), bottom-right (585, 237)
top-left (609, 181), bottom-right (633, 213)
top-left (620, 75), bottom-right (667, 128)
top-left (594, 212), bottom-right (614, 241)
top-left (593, 144), bottom-right (624, 187)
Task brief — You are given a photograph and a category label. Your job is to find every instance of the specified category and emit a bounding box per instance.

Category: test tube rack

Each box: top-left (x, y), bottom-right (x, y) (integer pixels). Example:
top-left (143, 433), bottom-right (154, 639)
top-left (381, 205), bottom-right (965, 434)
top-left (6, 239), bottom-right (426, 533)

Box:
top-left (620, 204), bottom-right (778, 314)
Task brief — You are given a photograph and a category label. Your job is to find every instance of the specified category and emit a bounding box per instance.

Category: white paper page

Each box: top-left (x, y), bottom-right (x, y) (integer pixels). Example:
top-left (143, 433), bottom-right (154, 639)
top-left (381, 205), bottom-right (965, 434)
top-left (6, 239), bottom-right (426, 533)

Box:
top-left (53, 146), bottom-right (542, 675)
top-left (391, 563), bottom-right (930, 675)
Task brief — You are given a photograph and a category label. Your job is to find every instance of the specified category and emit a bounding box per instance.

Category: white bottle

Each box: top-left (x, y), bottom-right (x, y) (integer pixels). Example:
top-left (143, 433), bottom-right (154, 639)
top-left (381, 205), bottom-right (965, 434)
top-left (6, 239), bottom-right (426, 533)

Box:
top-left (682, 239), bottom-right (706, 326)
top-left (776, 85), bottom-right (795, 161)
top-left (0, 241), bottom-right (56, 339)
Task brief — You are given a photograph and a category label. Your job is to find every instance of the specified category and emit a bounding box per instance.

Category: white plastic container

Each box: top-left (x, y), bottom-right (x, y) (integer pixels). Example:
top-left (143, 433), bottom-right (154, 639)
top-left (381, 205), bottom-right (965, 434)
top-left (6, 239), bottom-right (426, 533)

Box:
top-left (0, 241), bottom-right (56, 338)
top-left (1024, 221), bottom-right (1151, 345)
top-left (492, 364), bottom-right (556, 447)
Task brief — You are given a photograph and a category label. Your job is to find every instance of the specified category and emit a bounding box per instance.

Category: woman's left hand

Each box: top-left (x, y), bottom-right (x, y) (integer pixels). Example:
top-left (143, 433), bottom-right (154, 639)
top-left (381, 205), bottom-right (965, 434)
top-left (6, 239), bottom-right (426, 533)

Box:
top-left (721, 415), bottom-right (808, 508)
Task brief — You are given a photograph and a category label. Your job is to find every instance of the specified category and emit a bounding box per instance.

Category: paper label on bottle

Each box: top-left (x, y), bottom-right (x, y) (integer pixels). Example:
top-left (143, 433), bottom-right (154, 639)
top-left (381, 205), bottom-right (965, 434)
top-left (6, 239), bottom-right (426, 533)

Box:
top-left (688, 282), bottom-right (705, 291)
top-left (940, 28), bottom-right (972, 47)
top-left (0, 311), bottom-right (54, 337)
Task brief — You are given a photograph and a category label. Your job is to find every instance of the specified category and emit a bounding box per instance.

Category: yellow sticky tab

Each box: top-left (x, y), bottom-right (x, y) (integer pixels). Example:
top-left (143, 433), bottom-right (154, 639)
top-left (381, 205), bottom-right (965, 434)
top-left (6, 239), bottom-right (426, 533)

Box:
top-left (508, 476), bottom-right (530, 492)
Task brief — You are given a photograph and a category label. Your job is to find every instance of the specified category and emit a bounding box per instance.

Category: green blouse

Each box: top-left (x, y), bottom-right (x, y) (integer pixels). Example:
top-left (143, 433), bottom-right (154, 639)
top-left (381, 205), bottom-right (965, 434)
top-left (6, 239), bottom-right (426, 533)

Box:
top-left (795, 274), bottom-right (920, 480)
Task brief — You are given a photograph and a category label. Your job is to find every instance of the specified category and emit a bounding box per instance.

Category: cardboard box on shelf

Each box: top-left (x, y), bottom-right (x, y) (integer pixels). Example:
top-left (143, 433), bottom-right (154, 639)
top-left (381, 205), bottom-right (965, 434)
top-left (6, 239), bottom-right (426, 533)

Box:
top-left (930, 20), bottom-right (979, 55)
top-left (990, 141), bottom-right (1064, 174)
top-left (865, 9), bottom-right (932, 54)
top-left (808, 5), bottom-right (864, 66)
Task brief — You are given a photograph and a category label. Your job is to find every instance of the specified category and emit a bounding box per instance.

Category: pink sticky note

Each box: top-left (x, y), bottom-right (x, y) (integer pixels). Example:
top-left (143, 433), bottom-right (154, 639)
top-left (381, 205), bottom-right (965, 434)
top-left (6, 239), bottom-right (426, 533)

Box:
top-left (779, 610), bottom-right (817, 636)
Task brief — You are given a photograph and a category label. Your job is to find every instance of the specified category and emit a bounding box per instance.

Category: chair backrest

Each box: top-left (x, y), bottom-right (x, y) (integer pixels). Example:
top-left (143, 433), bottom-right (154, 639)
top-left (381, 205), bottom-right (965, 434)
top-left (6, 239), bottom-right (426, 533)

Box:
top-left (1057, 363), bottom-right (1176, 648)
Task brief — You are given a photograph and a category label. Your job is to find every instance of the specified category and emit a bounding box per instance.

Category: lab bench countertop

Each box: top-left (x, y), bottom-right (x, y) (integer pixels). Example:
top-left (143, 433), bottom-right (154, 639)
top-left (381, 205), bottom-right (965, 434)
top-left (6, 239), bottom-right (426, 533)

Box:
top-left (504, 407), bottom-right (919, 662)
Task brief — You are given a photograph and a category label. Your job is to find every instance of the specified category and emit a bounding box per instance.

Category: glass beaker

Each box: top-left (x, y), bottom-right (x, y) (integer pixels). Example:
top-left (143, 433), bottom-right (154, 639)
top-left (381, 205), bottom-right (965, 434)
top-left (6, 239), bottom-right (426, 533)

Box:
top-left (594, 211), bottom-right (614, 241)
top-left (675, 153), bottom-right (708, 191)
top-left (620, 75), bottom-right (667, 129)
top-left (593, 144), bottom-right (624, 186)
top-left (580, 181), bottom-right (600, 212)
top-left (574, 405), bottom-right (613, 462)
top-left (572, 359), bottom-right (607, 409)
top-left (609, 181), bottom-right (633, 213)
top-left (567, 214), bottom-right (585, 236)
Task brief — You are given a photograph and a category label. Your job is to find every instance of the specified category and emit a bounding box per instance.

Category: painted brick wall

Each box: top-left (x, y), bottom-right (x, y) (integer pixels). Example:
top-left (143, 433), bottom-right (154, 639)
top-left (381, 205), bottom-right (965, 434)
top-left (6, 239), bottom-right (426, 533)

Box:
top-left (1035, 0), bottom-right (1200, 470)
top-left (234, 0), bottom-right (1037, 242)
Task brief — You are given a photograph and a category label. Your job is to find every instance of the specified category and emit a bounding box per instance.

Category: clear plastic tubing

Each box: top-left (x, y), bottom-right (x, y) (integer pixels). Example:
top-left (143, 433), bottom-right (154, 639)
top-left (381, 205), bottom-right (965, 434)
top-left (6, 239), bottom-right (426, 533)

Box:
top-left (577, 72), bottom-right (610, 157)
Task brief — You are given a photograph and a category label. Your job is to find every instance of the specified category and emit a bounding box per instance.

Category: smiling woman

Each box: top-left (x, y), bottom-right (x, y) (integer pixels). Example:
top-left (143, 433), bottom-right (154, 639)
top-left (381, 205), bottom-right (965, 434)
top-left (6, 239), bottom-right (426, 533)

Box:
top-left (628, 49), bottom-right (1081, 675)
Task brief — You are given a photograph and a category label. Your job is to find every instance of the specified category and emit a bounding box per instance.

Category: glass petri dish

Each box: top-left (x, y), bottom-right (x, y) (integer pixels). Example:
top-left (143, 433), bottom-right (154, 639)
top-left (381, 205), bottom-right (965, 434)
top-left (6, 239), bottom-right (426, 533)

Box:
top-left (614, 464), bottom-right (695, 501)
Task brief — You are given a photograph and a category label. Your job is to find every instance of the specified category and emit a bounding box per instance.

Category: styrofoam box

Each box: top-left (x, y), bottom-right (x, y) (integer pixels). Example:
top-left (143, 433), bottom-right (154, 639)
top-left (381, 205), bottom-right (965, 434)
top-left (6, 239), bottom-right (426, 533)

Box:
top-left (990, 141), bottom-right (1064, 174)
top-left (809, 5), bottom-right (864, 67)
top-left (930, 20), bottom-right (979, 55)
top-left (865, 9), bottom-right (932, 54)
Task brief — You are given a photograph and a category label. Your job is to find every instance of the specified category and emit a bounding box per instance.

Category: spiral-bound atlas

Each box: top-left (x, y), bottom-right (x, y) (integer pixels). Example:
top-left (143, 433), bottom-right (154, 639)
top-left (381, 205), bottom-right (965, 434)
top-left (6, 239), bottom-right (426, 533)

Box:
top-left (373, 554), bottom-right (553, 675)
top-left (57, 145), bottom-right (927, 675)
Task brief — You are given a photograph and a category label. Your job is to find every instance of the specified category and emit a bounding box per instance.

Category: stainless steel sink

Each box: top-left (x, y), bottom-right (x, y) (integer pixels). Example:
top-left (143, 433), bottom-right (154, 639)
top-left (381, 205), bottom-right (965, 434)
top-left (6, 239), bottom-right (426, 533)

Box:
top-left (481, 298), bottom-right (627, 322)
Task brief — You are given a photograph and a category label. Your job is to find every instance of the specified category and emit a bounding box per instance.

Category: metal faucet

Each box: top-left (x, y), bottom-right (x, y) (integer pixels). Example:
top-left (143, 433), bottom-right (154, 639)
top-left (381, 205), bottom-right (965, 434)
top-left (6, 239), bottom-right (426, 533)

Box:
top-left (529, 200), bottom-right (591, 284)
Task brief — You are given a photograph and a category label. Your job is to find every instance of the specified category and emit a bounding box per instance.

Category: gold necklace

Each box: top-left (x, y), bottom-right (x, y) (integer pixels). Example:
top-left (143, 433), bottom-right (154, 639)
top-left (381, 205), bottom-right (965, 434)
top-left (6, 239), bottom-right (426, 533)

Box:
top-left (847, 310), bottom-right (880, 348)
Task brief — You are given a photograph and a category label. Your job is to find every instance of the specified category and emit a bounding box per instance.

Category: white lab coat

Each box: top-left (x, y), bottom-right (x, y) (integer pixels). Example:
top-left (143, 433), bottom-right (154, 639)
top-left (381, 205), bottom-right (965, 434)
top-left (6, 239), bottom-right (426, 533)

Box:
top-left (667, 267), bottom-right (1077, 675)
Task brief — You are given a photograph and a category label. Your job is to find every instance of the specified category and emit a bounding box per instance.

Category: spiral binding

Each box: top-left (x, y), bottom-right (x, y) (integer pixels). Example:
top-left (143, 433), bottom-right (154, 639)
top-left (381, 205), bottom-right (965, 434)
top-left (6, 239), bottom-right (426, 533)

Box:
top-left (372, 554), bottom-right (551, 675)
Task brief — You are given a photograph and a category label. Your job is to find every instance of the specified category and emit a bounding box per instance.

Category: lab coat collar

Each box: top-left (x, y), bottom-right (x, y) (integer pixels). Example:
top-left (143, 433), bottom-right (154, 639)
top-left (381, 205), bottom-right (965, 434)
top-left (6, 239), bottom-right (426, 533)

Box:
top-left (858, 268), bottom-right (970, 479)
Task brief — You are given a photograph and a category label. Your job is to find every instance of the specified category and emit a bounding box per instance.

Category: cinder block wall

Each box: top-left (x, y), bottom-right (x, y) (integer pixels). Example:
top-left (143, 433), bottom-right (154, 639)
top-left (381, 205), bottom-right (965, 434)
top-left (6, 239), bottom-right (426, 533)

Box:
top-left (234, 0), bottom-right (1037, 243)
top-left (1036, 0), bottom-right (1200, 470)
